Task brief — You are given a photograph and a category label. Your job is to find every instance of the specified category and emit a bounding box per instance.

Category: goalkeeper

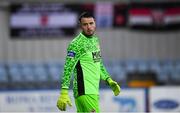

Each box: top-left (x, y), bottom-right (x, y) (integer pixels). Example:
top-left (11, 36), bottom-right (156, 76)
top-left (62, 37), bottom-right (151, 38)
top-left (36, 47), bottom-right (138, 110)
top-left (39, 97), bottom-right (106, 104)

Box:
top-left (57, 12), bottom-right (121, 113)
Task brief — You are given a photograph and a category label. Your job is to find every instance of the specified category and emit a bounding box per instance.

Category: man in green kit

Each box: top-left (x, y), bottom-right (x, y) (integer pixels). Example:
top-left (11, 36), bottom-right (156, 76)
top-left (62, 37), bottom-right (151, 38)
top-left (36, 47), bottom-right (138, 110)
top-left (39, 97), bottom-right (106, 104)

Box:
top-left (57, 12), bottom-right (121, 113)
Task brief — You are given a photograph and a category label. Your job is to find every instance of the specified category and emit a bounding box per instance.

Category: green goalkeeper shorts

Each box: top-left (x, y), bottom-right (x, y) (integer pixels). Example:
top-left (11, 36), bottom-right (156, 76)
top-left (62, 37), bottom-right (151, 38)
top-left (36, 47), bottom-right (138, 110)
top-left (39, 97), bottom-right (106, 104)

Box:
top-left (75, 94), bottom-right (100, 113)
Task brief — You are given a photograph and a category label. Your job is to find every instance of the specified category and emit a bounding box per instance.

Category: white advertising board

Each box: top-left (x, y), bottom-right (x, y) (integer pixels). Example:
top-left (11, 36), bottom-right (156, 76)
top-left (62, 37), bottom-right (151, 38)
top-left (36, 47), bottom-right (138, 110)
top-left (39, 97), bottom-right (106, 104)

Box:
top-left (0, 89), bottom-right (75, 112)
top-left (0, 88), bottom-right (146, 112)
top-left (149, 86), bottom-right (180, 112)
top-left (100, 88), bottom-right (146, 112)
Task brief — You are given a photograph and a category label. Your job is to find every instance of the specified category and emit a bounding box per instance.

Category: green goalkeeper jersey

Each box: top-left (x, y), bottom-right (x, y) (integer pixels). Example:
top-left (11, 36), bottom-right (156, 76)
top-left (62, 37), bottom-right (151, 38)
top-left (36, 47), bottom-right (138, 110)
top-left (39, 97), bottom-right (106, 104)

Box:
top-left (61, 32), bottom-right (110, 98)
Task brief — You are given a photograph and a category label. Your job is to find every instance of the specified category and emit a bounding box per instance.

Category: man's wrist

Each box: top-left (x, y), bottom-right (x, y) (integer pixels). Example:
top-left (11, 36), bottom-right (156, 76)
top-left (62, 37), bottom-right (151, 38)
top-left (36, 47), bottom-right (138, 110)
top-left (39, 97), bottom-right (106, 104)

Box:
top-left (61, 88), bottom-right (69, 94)
top-left (107, 78), bottom-right (113, 83)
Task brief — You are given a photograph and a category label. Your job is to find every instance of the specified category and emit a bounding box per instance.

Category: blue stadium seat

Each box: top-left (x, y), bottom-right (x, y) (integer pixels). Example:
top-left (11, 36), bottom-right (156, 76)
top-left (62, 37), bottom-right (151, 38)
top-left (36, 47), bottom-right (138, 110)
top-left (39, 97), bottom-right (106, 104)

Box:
top-left (33, 63), bottom-right (50, 88)
top-left (136, 60), bottom-right (149, 72)
top-left (175, 61), bottom-right (180, 71)
top-left (111, 61), bottom-right (127, 82)
top-left (149, 59), bottom-right (174, 84)
top-left (0, 63), bottom-right (9, 89)
top-left (34, 63), bottom-right (49, 82)
top-left (159, 60), bottom-right (174, 84)
top-left (156, 69), bottom-right (170, 84)
top-left (8, 63), bottom-right (23, 82)
top-left (0, 64), bottom-right (8, 82)
top-left (161, 59), bottom-right (175, 72)
top-left (104, 60), bottom-right (113, 75)
top-left (124, 60), bottom-right (138, 73)
top-left (100, 60), bottom-right (126, 88)
top-left (21, 63), bottom-right (36, 83)
top-left (149, 60), bottom-right (161, 74)
top-left (7, 62), bottom-right (25, 89)
top-left (171, 61), bottom-right (180, 84)
top-left (104, 60), bottom-right (127, 82)
top-left (171, 69), bottom-right (180, 83)
top-left (46, 62), bottom-right (63, 82)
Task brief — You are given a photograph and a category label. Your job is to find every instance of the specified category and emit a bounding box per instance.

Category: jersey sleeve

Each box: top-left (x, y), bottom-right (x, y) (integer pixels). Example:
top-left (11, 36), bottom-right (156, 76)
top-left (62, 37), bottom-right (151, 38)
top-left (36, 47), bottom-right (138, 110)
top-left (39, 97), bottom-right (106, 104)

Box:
top-left (97, 37), bottom-right (111, 81)
top-left (61, 42), bottom-right (82, 89)
top-left (100, 59), bottom-right (111, 81)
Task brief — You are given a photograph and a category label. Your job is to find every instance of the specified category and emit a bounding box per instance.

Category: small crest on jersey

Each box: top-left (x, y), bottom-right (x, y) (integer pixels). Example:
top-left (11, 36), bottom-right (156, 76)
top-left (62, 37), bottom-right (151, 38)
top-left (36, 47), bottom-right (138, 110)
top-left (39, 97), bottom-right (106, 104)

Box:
top-left (67, 51), bottom-right (76, 57)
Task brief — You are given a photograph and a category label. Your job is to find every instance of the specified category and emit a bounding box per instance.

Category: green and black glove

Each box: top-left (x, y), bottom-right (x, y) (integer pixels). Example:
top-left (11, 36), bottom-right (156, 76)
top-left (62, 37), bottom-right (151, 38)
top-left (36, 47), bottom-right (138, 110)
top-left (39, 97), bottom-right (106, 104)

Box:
top-left (57, 89), bottom-right (72, 111)
top-left (107, 78), bottom-right (121, 96)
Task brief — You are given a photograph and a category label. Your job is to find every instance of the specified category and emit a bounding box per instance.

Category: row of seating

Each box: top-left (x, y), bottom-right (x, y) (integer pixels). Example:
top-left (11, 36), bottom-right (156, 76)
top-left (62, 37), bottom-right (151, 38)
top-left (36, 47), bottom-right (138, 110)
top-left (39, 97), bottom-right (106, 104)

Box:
top-left (0, 59), bottom-right (180, 89)
top-left (104, 59), bottom-right (180, 85)
top-left (0, 61), bottom-right (64, 89)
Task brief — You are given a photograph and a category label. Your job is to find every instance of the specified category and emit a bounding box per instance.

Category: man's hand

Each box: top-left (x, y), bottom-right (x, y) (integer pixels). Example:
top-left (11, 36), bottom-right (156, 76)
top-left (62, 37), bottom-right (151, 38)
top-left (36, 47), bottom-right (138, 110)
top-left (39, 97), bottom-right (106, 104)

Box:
top-left (107, 78), bottom-right (121, 96)
top-left (57, 89), bottom-right (72, 111)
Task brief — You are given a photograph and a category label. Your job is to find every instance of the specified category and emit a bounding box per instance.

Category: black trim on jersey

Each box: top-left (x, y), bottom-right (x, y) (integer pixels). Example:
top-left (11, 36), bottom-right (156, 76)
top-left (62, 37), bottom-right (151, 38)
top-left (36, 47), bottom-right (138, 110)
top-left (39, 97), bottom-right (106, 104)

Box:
top-left (76, 60), bottom-right (85, 96)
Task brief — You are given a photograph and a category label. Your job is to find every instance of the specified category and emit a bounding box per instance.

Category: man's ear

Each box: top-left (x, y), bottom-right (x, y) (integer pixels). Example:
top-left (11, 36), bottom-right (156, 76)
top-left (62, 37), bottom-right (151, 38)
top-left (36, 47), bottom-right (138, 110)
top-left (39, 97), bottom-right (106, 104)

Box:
top-left (78, 21), bottom-right (81, 28)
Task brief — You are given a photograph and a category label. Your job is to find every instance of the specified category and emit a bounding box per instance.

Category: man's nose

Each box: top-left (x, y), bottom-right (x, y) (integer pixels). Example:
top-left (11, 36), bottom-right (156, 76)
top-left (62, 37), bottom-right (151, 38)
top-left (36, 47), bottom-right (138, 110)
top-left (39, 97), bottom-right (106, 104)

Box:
top-left (87, 24), bottom-right (91, 28)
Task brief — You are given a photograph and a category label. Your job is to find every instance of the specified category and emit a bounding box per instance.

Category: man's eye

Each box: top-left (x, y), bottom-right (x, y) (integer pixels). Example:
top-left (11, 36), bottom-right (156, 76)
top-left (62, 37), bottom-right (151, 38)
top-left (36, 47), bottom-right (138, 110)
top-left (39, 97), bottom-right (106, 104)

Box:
top-left (83, 23), bottom-right (87, 26)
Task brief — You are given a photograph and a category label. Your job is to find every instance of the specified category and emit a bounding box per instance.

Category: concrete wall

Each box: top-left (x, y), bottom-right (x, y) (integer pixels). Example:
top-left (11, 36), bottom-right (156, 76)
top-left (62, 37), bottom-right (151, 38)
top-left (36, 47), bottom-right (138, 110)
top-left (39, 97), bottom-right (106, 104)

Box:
top-left (0, 5), bottom-right (180, 62)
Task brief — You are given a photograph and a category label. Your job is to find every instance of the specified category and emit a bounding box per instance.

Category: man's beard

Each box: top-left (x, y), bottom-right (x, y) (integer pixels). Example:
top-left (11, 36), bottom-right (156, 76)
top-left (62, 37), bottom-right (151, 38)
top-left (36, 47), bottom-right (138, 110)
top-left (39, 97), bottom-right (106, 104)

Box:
top-left (83, 31), bottom-right (94, 37)
top-left (87, 30), bottom-right (95, 36)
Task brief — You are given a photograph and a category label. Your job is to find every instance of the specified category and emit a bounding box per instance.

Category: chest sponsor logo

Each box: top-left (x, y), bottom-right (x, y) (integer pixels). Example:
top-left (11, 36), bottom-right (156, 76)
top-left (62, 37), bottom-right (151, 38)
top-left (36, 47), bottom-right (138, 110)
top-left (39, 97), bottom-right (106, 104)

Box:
top-left (92, 51), bottom-right (101, 63)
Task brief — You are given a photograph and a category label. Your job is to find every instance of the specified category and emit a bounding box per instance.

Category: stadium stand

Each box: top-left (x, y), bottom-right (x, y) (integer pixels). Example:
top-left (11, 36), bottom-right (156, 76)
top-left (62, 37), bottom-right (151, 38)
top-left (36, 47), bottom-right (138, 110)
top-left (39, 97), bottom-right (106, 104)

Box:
top-left (124, 59), bottom-right (138, 73)
top-left (7, 62), bottom-right (24, 89)
top-left (171, 61), bottom-right (180, 84)
top-left (46, 61), bottom-right (64, 88)
top-left (111, 61), bottom-right (127, 83)
top-left (21, 62), bottom-right (37, 88)
top-left (0, 59), bottom-right (179, 89)
top-left (33, 63), bottom-right (50, 88)
top-left (0, 63), bottom-right (9, 89)
top-left (136, 60), bottom-right (149, 72)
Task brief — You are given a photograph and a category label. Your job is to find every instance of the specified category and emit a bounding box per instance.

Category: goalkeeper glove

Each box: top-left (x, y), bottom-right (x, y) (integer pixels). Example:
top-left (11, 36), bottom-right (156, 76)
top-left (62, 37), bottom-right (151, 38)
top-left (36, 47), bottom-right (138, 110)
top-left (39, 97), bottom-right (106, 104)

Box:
top-left (107, 78), bottom-right (121, 96)
top-left (57, 89), bottom-right (72, 111)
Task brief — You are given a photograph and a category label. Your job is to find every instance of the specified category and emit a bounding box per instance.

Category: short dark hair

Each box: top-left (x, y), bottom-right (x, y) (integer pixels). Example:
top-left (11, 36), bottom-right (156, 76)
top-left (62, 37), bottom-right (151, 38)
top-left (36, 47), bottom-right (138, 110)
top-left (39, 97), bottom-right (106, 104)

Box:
top-left (78, 12), bottom-right (94, 23)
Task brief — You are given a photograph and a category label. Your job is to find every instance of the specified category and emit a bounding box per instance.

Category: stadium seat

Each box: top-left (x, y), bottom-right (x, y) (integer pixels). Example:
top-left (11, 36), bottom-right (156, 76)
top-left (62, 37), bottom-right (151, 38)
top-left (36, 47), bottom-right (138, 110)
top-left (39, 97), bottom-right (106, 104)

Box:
top-left (8, 63), bottom-right (23, 82)
top-left (21, 63), bottom-right (36, 82)
top-left (34, 63), bottom-right (49, 82)
top-left (111, 61), bottom-right (127, 82)
top-left (33, 63), bottom-right (50, 88)
top-left (149, 60), bottom-right (161, 73)
top-left (20, 62), bottom-right (38, 89)
top-left (104, 60), bottom-right (114, 75)
top-left (0, 64), bottom-right (8, 82)
top-left (171, 61), bottom-right (180, 84)
top-left (104, 60), bottom-right (127, 83)
top-left (124, 60), bottom-right (138, 73)
top-left (46, 61), bottom-right (63, 88)
top-left (175, 61), bottom-right (180, 71)
top-left (161, 59), bottom-right (175, 72)
top-left (171, 69), bottom-right (180, 84)
top-left (7, 62), bottom-right (24, 89)
top-left (136, 60), bottom-right (149, 72)
top-left (0, 63), bottom-right (9, 89)
top-left (149, 59), bottom-right (173, 84)
top-left (156, 69), bottom-right (170, 84)
top-left (160, 60), bottom-right (175, 84)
